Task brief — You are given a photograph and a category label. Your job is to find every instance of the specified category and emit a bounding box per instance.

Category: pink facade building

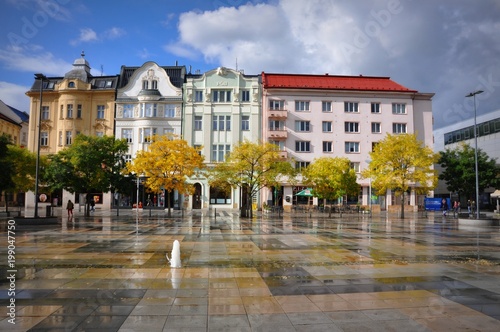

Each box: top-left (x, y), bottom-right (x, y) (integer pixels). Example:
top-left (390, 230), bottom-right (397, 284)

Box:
top-left (261, 72), bottom-right (434, 212)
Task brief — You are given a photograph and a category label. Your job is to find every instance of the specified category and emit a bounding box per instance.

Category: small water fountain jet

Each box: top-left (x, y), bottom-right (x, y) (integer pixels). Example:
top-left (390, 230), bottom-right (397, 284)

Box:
top-left (166, 240), bottom-right (181, 268)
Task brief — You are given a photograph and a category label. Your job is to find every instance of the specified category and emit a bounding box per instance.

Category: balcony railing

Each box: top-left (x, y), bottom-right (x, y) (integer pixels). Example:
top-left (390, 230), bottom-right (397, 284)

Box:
top-left (268, 109), bottom-right (288, 118)
top-left (268, 130), bottom-right (287, 139)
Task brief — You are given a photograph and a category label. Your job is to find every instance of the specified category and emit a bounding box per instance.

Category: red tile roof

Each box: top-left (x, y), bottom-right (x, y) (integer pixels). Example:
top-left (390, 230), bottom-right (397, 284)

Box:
top-left (261, 72), bottom-right (417, 93)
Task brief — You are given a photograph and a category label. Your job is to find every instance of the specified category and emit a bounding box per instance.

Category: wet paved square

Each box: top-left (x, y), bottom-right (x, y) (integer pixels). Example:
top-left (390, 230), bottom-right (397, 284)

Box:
top-left (1, 209), bottom-right (499, 331)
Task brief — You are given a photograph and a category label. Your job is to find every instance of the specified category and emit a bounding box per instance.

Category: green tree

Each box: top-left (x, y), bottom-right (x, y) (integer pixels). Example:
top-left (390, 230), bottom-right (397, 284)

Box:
top-left (438, 143), bottom-right (500, 201)
top-left (0, 135), bottom-right (15, 210)
top-left (209, 140), bottom-right (296, 218)
top-left (303, 157), bottom-right (359, 217)
top-left (44, 135), bottom-right (129, 216)
top-left (126, 134), bottom-right (204, 217)
top-left (362, 133), bottom-right (439, 218)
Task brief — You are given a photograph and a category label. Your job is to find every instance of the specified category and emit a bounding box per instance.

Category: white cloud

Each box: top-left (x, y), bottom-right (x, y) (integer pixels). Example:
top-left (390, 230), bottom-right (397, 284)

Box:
top-left (104, 27), bottom-right (126, 39)
top-left (70, 27), bottom-right (126, 45)
top-left (0, 48), bottom-right (72, 76)
top-left (0, 81), bottom-right (31, 113)
top-left (173, 0), bottom-right (500, 128)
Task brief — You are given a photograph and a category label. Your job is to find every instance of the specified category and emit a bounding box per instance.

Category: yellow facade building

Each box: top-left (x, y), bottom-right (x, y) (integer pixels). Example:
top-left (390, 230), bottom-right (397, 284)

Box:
top-left (25, 53), bottom-right (118, 210)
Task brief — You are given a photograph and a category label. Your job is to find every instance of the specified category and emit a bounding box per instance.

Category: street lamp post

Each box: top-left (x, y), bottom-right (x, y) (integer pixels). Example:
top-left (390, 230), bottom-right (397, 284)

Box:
top-left (34, 73), bottom-right (47, 218)
top-left (465, 90), bottom-right (483, 220)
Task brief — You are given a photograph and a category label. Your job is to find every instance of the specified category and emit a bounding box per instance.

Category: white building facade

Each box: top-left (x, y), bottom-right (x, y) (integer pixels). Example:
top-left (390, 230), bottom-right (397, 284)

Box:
top-left (183, 67), bottom-right (261, 211)
top-left (261, 73), bottom-right (434, 212)
top-left (433, 110), bottom-right (500, 205)
top-left (115, 62), bottom-right (186, 207)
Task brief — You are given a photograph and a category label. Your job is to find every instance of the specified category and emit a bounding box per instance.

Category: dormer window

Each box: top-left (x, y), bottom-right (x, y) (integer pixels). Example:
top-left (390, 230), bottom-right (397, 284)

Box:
top-left (142, 80), bottom-right (148, 89)
top-left (152, 80), bottom-right (158, 90)
top-left (68, 81), bottom-right (75, 88)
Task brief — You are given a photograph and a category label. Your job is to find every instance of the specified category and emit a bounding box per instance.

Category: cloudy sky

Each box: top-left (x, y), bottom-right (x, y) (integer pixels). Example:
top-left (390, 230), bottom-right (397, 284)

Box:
top-left (0, 0), bottom-right (499, 128)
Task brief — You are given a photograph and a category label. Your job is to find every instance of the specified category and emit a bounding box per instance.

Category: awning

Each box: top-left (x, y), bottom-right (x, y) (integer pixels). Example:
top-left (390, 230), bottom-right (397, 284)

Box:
top-left (295, 188), bottom-right (314, 197)
top-left (490, 190), bottom-right (500, 198)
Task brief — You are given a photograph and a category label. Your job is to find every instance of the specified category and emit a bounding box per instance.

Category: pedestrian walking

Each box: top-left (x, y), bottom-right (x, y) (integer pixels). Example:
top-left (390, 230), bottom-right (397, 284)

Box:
top-left (441, 198), bottom-right (448, 217)
top-left (66, 199), bottom-right (74, 218)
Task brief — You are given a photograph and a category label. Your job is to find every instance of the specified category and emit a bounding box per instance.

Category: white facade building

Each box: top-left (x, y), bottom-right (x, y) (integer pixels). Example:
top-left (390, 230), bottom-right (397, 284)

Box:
top-left (261, 73), bottom-right (434, 212)
top-left (433, 110), bottom-right (500, 200)
top-left (115, 62), bottom-right (186, 207)
top-left (183, 67), bottom-right (261, 211)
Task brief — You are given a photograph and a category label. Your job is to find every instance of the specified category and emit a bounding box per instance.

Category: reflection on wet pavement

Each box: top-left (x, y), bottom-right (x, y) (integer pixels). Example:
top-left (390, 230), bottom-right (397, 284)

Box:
top-left (1, 210), bottom-right (499, 331)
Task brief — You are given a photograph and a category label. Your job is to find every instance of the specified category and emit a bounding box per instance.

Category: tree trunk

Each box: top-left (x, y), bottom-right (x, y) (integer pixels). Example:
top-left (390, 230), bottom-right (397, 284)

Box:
top-left (400, 193), bottom-right (405, 219)
top-left (167, 191), bottom-right (172, 217)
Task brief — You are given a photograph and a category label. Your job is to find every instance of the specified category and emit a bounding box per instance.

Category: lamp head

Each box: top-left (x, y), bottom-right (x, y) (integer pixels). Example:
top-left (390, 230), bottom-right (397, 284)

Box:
top-left (465, 90), bottom-right (484, 97)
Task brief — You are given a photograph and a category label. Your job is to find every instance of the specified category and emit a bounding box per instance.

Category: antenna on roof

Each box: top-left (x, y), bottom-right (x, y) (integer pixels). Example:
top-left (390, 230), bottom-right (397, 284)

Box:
top-left (100, 65), bottom-right (103, 76)
top-left (235, 57), bottom-right (238, 71)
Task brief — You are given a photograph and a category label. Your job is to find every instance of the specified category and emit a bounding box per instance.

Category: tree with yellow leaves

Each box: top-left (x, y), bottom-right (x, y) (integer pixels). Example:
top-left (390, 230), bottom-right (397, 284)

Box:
top-left (209, 140), bottom-right (295, 218)
top-left (127, 134), bottom-right (204, 217)
top-left (303, 157), bottom-right (359, 217)
top-left (361, 133), bottom-right (439, 218)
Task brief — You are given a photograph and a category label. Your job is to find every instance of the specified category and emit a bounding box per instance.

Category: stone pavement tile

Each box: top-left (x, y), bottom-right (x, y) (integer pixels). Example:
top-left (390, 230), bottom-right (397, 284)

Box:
top-left (15, 305), bottom-right (62, 316)
top-left (118, 314), bottom-right (168, 331)
top-left (75, 314), bottom-right (128, 330)
top-left (130, 305), bottom-right (171, 315)
top-left (0, 316), bottom-right (46, 331)
top-left (208, 314), bottom-right (250, 329)
top-left (247, 313), bottom-right (294, 330)
top-left (94, 305), bottom-right (135, 316)
top-left (162, 314), bottom-right (207, 330)
top-left (287, 311), bottom-right (334, 326)
top-left (242, 296), bottom-right (284, 314)
top-left (168, 304), bottom-right (208, 316)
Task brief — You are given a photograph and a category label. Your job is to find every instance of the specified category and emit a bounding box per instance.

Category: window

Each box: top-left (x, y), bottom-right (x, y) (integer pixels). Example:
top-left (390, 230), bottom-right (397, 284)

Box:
top-left (295, 141), bottom-right (311, 152)
top-left (345, 141), bottom-right (359, 153)
top-left (295, 101), bottom-right (310, 112)
top-left (345, 122), bottom-right (359, 133)
top-left (350, 162), bottom-right (360, 173)
top-left (65, 131), bottom-right (72, 145)
top-left (140, 128), bottom-right (157, 142)
top-left (393, 123), bottom-right (407, 133)
top-left (195, 90), bottom-right (203, 102)
top-left (106, 80), bottom-right (113, 88)
top-left (392, 103), bottom-right (406, 114)
top-left (68, 81), bottom-right (75, 88)
top-left (269, 120), bottom-right (285, 131)
top-left (241, 115), bottom-right (250, 131)
top-left (322, 101), bottom-right (332, 112)
top-left (241, 90), bottom-right (250, 102)
top-left (194, 145), bottom-right (202, 156)
top-left (151, 80), bottom-right (158, 90)
top-left (371, 103), bottom-right (380, 113)
top-left (163, 128), bottom-right (174, 136)
top-left (164, 105), bottom-right (176, 118)
top-left (213, 115), bottom-right (231, 131)
top-left (212, 144), bottom-right (230, 162)
top-left (77, 104), bottom-right (82, 118)
top-left (67, 104), bottom-right (73, 118)
top-left (96, 131), bottom-right (104, 137)
top-left (40, 132), bottom-right (48, 146)
top-left (269, 100), bottom-right (285, 110)
top-left (123, 104), bottom-right (134, 118)
top-left (194, 116), bottom-right (202, 131)
top-left (124, 154), bottom-right (132, 163)
top-left (97, 105), bottom-right (105, 119)
top-left (371, 122), bottom-right (381, 133)
top-left (270, 140), bottom-right (285, 150)
top-left (58, 131), bottom-right (62, 146)
top-left (344, 102), bottom-right (359, 113)
top-left (295, 121), bottom-right (310, 132)
top-left (122, 129), bottom-right (133, 143)
top-left (212, 90), bottom-right (231, 102)
top-left (322, 121), bottom-right (332, 132)
top-left (60, 105), bottom-right (63, 119)
top-left (141, 103), bottom-right (157, 117)
top-left (142, 80), bottom-right (149, 89)
top-left (295, 161), bottom-right (310, 170)
top-left (41, 106), bottom-right (50, 120)
top-left (323, 141), bottom-right (333, 152)
top-left (210, 185), bottom-right (231, 204)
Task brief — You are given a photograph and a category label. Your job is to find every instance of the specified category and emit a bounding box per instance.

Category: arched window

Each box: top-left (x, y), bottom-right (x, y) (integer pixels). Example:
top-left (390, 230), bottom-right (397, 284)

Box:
top-left (68, 81), bottom-right (75, 88)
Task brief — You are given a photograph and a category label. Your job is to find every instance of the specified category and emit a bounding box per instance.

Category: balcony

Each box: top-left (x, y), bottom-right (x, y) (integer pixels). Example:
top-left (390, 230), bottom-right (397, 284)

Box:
top-left (268, 109), bottom-right (288, 118)
top-left (268, 130), bottom-right (287, 139)
top-left (278, 151), bottom-right (288, 159)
